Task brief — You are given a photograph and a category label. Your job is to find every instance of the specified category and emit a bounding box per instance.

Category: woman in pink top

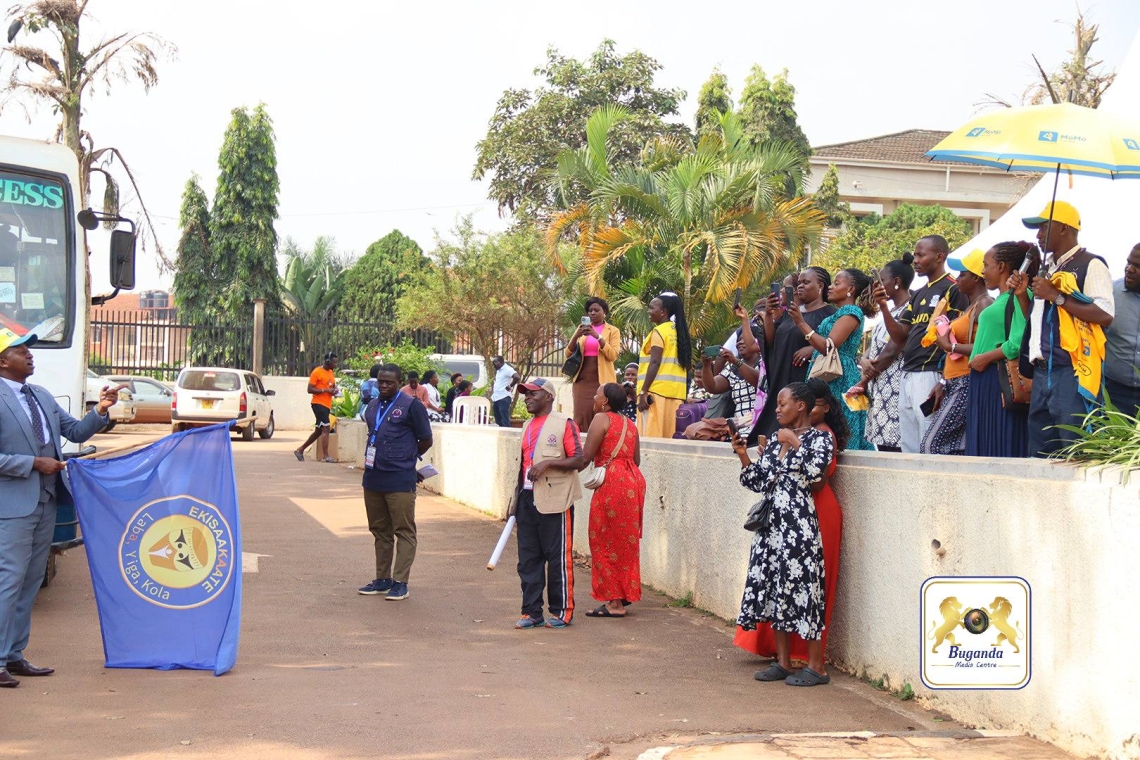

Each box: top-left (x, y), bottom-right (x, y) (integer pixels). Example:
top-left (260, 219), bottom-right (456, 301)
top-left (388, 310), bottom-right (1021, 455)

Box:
top-left (566, 297), bottom-right (621, 430)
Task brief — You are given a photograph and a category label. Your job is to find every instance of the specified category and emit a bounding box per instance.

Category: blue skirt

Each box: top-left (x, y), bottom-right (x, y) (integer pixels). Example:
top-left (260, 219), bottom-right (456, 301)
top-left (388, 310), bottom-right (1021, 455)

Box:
top-left (965, 364), bottom-right (1029, 458)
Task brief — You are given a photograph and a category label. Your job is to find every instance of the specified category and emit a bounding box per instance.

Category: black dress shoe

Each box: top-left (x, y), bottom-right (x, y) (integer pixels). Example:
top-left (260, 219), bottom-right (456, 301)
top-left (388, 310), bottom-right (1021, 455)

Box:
top-left (6, 660), bottom-right (53, 677)
top-left (0, 668), bottom-right (18, 688)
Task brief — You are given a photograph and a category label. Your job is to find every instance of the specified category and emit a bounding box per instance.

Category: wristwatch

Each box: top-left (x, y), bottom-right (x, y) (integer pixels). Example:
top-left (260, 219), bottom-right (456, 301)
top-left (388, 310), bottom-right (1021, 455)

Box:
top-left (1054, 294), bottom-right (1067, 307)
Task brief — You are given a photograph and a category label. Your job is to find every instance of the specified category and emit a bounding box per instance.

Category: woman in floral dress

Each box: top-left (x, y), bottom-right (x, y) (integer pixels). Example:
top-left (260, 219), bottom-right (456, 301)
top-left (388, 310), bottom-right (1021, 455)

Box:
top-left (860, 258), bottom-right (913, 451)
top-left (579, 383), bottom-right (645, 618)
top-left (732, 382), bottom-right (833, 687)
top-left (789, 269), bottom-right (878, 449)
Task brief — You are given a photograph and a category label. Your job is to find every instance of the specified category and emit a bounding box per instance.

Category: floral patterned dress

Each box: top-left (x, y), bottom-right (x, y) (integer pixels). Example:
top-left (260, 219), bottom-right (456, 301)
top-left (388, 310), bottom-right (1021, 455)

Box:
top-left (736, 427), bottom-right (832, 641)
top-left (588, 413), bottom-right (647, 603)
top-left (810, 304), bottom-right (872, 450)
top-left (865, 303), bottom-right (907, 449)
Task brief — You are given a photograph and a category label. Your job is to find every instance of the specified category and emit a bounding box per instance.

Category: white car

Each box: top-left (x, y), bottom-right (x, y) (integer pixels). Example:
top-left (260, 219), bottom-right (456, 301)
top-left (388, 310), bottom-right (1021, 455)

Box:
top-left (85, 369), bottom-right (136, 431)
top-left (171, 367), bottom-right (276, 441)
top-left (429, 354), bottom-right (489, 389)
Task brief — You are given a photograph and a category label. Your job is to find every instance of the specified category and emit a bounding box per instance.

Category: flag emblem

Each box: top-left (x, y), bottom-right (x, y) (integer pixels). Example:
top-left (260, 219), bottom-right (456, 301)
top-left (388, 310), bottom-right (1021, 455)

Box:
top-left (120, 496), bottom-right (235, 609)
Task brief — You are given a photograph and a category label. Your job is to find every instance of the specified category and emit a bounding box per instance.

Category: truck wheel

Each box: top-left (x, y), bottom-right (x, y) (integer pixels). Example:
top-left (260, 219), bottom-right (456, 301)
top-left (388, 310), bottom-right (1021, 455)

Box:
top-left (41, 552), bottom-right (57, 588)
top-left (258, 413), bottom-right (275, 439)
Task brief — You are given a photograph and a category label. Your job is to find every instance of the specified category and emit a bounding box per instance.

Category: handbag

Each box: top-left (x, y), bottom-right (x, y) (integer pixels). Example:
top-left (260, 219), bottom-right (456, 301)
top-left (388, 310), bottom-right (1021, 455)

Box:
top-left (997, 296), bottom-right (1032, 412)
top-left (581, 416), bottom-right (629, 490)
top-left (808, 338), bottom-right (843, 383)
top-left (742, 474), bottom-right (777, 532)
top-left (561, 342), bottom-right (583, 380)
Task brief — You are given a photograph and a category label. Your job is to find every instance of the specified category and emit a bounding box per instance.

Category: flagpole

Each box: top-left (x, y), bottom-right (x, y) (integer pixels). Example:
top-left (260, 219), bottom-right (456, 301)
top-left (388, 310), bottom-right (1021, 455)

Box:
top-left (75, 419), bottom-right (255, 460)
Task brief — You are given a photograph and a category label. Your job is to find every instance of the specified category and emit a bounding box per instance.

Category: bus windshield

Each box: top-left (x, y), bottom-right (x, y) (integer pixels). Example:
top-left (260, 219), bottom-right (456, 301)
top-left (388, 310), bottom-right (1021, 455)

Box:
top-left (0, 168), bottom-right (71, 343)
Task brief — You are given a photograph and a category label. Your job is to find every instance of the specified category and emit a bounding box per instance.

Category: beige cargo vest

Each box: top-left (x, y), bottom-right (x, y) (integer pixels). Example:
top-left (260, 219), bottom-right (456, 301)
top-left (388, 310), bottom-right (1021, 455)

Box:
top-left (525, 412), bottom-right (582, 515)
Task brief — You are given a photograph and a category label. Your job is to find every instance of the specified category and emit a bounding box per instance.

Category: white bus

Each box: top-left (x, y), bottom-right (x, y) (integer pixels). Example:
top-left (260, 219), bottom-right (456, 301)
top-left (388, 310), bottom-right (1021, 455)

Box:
top-left (0, 136), bottom-right (135, 439)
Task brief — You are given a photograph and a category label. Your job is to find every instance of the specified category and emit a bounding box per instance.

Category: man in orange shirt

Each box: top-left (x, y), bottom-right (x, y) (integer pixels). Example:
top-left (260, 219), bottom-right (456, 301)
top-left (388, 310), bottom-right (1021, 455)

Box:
top-left (294, 352), bottom-right (338, 463)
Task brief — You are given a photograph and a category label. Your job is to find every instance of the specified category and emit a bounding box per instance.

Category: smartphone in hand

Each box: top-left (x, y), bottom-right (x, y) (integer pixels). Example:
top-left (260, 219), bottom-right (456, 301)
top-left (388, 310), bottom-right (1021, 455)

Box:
top-left (732, 287), bottom-right (742, 310)
top-left (702, 345), bottom-right (721, 359)
top-left (784, 285), bottom-right (795, 307)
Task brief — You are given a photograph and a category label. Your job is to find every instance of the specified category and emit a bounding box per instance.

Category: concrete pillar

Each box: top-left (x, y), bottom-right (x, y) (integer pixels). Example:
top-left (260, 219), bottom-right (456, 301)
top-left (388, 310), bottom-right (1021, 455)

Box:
top-left (252, 298), bottom-right (267, 375)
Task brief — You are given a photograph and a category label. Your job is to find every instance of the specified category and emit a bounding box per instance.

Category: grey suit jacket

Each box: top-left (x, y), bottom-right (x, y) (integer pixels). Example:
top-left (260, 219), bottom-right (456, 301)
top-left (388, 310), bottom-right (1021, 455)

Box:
top-left (0, 380), bottom-right (108, 519)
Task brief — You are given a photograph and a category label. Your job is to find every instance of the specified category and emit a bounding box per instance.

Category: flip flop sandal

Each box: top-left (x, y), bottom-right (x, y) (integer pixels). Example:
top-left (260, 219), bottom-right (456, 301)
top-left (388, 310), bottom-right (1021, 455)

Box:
top-left (754, 663), bottom-right (795, 682)
top-left (585, 605), bottom-right (626, 618)
top-left (786, 667), bottom-right (831, 687)
top-left (293, 450), bottom-right (304, 462)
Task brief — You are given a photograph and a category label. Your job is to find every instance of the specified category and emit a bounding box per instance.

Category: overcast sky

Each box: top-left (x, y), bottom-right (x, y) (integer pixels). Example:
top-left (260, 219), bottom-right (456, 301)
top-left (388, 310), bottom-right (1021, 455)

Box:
top-left (2, 1), bottom-right (1138, 292)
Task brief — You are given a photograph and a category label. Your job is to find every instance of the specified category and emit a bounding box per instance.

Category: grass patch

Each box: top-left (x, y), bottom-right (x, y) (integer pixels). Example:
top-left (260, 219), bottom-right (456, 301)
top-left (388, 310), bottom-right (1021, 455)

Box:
top-left (667, 591), bottom-right (694, 608)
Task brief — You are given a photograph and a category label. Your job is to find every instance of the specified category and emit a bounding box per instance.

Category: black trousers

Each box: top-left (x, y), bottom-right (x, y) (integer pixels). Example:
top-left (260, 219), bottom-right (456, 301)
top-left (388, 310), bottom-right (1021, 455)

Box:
top-left (515, 490), bottom-right (575, 622)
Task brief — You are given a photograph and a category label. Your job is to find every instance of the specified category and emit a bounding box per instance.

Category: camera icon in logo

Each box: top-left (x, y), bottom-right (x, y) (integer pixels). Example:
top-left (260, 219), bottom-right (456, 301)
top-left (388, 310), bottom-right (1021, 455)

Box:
top-left (962, 607), bottom-right (990, 635)
top-left (1039, 130), bottom-right (1059, 142)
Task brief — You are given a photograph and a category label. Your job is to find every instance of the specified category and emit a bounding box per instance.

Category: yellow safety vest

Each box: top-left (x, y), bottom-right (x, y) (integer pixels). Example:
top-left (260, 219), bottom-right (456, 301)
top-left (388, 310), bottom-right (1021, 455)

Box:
top-left (638, 321), bottom-right (688, 401)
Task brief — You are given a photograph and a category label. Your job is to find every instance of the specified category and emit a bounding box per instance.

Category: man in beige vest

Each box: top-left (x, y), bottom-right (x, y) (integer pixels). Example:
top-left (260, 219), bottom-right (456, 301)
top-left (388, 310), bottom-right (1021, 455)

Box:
top-left (511, 378), bottom-right (584, 629)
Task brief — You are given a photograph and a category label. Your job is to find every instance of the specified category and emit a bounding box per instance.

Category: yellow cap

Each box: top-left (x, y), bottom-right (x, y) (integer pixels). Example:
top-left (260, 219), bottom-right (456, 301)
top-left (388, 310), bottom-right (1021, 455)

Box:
top-left (948, 248), bottom-right (986, 278)
top-left (1022, 200), bottom-right (1081, 231)
top-left (0, 327), bottom-right (37, 354)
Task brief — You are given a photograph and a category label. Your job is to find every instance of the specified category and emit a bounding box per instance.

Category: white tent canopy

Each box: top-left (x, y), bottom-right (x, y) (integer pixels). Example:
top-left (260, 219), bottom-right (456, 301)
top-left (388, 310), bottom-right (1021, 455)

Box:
top-left (946, 29), bottom-right (1140, 274)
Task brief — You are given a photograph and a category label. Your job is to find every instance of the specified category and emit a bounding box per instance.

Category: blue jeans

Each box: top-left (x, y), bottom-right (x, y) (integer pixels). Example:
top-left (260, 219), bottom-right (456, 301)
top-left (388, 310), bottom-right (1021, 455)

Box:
top-left (1105, 376), bottom-right (1140, 419)
top-left (492, 397), bottom-right (512, 427)
top-left (1027, 360), bottom-right (1092, 458)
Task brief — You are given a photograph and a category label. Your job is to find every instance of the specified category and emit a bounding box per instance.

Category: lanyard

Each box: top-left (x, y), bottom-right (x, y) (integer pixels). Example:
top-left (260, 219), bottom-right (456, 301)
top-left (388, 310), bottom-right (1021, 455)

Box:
top-left (370, 391), bottom-right (403, 439)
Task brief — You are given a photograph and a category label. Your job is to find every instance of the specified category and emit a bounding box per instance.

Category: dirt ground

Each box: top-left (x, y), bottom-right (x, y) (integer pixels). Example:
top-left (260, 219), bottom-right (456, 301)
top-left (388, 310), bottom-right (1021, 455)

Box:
top-left (1, 429), bottom-right (1068, 760)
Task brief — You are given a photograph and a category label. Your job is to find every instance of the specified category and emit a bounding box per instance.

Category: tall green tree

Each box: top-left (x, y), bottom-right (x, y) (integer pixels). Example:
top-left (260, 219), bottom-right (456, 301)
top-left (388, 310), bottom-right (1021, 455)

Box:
top-left (172, 174), bottom-right (216, 323)
top-left (810, 204), bottom-right (972, 274)
top-left (547, 106), bottom-right (823, 346)
top-left (2, 0), bottom-right (174, 262)
top-left (694, 68), bottom-right (733, 139)
top-left (339, 230), bottom-right (425, 321)
top-left (398, 219), bottom-right (564, 382)
top-left (738, 66), bottom-right (811, 157)
top-left (473, 39), bottom-right (688, 222)
top-left (813, 163), bottom-right (850, 228)
top-left (211, 104), bottom-right (280, 317)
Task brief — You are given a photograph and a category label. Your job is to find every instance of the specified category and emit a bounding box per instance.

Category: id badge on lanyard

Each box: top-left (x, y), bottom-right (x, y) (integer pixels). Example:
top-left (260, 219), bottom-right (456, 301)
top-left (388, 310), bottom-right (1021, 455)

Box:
top-left (365, 392), bottom-right (401, 469)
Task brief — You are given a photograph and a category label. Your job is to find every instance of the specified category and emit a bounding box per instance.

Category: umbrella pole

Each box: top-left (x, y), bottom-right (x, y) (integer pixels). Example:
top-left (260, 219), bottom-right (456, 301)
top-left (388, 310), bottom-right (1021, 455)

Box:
top-left (1043, 163), bottom-right (1061, 255)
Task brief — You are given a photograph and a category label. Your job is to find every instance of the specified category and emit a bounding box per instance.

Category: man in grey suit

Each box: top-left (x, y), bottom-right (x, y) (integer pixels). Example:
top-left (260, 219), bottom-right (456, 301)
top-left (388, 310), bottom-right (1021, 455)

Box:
top-left (0, 327), bottom-right (121, 689)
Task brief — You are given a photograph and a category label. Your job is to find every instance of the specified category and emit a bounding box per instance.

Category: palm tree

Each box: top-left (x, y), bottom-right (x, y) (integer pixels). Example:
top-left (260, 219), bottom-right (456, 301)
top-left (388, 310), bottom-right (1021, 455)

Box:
top-left (280, 236), bottom-right (349, 321)
top-left (546, 105), bottom-right (823, 344)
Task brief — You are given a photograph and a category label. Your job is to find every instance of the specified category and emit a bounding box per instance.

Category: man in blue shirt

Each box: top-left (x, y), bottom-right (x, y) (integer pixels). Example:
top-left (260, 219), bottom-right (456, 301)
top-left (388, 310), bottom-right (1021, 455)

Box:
top-left (357, 364), bottom-right (433, 601)
top-left (1104, 244), bottom-right (1140, 418)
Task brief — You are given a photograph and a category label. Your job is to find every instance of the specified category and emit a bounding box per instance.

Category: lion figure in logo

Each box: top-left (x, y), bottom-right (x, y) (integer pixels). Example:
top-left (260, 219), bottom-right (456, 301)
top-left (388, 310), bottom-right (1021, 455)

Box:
top-left (987, 596), bottom-right (1023, 653)
top-left (148, 526), bottom-right (209, 573)
top-left (927, 596), bottom-right (964, 653)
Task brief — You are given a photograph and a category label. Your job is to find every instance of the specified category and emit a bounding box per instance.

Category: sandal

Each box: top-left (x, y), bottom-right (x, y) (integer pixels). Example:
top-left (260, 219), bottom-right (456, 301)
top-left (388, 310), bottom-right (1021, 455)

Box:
top-left (785, 667), bottom-right (830, 687)
top-left (754, 663), bottom-right (795, 682)
top-left (585, 605), bottom-right (626, 618)
top-left (293, 450), bottom-right (304, 462)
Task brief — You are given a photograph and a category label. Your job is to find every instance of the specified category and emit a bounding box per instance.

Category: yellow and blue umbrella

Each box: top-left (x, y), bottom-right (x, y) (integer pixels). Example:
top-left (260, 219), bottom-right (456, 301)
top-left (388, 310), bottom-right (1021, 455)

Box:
top-left (925, 102), bottom-right (1140, 178)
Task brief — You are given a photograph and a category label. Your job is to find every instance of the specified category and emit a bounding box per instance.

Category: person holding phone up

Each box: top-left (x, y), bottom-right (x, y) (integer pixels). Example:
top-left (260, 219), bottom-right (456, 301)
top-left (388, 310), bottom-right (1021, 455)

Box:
top-left (566, 297), bottom-right (621, 431)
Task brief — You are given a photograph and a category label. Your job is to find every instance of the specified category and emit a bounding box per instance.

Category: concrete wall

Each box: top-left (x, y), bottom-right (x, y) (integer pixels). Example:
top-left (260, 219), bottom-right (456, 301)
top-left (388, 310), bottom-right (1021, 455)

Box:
top-left (370, 421), bottom-right (1139, 760)
top-left (261, 376), bottom-right (317, 431)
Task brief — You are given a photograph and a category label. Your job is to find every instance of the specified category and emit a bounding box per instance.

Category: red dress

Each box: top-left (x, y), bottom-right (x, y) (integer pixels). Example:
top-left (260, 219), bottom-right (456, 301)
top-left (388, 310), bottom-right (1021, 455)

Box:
top-left (588, 413), bottom-right (647, 602)
top-left (733, 429), bottom-right (842, 660)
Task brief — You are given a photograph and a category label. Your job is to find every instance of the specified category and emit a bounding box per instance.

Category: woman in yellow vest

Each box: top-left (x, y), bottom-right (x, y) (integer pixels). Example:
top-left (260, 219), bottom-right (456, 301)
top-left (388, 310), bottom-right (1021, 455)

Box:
top-left (637, 292), bottom-right (691, 438)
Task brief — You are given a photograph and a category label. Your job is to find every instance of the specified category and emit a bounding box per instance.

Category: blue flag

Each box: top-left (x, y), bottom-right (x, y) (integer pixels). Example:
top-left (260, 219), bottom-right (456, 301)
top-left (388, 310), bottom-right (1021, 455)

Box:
top-left (69, 423), bottom-right (242, 676)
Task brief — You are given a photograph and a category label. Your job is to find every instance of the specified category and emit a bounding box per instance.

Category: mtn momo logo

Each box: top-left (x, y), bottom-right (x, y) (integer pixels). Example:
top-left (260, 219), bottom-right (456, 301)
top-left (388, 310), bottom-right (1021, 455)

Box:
top-left (920, 576), bottom-right (1031, 690)
top-left (1124, 138), bottom-right (1140, 151)
top-left (1039, 130), bottom-right (1086, 144)
top-left (966, 127), bottom-right (1000, 138)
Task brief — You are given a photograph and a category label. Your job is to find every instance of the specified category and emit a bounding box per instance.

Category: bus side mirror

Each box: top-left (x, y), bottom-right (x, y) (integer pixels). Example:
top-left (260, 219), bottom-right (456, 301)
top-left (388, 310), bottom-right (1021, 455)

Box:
top-left (109, 230), bottom-right (136, 290)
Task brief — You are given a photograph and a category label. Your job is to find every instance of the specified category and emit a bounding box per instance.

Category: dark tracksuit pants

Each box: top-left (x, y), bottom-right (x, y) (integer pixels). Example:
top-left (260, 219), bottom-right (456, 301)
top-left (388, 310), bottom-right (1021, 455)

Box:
top-left (515, 489), bottom-right (574, 623)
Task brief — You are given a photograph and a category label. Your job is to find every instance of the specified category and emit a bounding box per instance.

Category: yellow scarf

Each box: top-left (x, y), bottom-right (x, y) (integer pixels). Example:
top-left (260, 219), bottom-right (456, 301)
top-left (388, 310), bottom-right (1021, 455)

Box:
top-left (1050, 271), bottom-right (1106, 402)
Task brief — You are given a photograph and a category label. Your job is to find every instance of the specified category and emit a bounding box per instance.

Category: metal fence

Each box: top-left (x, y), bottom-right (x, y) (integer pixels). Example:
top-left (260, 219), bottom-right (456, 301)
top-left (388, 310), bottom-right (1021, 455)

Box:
top-left (88, 311), bottom-right (568, 379)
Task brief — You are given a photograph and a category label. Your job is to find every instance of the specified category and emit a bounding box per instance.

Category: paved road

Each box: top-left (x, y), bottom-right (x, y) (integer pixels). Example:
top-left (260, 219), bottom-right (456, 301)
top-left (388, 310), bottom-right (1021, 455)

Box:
top-left (2, 430), bottom-right (1062, 759)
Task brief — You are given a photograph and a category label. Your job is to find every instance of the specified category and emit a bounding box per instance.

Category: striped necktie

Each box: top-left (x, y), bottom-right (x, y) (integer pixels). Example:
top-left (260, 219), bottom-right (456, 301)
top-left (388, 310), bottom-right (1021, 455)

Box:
top-left (20, 385), bottom-right (47, 444)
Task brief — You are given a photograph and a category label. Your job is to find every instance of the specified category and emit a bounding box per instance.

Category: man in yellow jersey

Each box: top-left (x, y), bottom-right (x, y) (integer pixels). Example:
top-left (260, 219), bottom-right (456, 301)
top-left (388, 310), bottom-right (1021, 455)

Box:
top-left (294, 352), bottom-right (338, 462)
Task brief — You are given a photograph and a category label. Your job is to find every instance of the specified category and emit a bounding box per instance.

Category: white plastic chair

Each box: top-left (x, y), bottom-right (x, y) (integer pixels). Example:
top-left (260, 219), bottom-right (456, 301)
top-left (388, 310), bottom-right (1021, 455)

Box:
top-left (453, 396), bottom-right (492, 426)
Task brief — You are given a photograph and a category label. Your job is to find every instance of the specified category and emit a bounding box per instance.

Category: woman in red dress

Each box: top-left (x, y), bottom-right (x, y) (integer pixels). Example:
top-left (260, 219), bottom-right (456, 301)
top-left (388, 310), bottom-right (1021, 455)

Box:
top-left (578, 383), bottom-right (646, 618)
top-left (733, 377), bottom-right (846, 664)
